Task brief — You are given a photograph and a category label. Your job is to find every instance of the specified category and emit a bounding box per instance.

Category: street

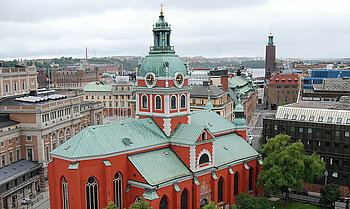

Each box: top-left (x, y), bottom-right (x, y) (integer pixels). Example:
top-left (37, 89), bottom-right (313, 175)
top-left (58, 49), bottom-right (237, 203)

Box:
top-left (247, 102), bottom-right (276, 151)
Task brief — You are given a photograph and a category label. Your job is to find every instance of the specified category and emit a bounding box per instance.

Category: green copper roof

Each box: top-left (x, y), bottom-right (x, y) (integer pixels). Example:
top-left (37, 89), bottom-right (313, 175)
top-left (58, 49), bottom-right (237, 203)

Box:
top-left (137, 54), bottom-right (187, 77)
top-left (214, 134), bottom-right (258, 166)
top-left (228, 76), bottom-right (248, 88)
top-left (83, 82), bottom-right (113, 92)
top-left (169, 124), bottom-right (210, 145)
top-left (51, 118), bottom-right (167, 159)
top-left (128, 148), bottom-right (191, 186)
top-left (191, 110), bottom-right (236, 134)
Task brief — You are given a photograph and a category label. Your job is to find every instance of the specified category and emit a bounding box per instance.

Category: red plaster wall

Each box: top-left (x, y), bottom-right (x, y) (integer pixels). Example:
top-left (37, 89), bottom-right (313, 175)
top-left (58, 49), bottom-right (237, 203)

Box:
top-left (170, 145), bottom-right (190, 167)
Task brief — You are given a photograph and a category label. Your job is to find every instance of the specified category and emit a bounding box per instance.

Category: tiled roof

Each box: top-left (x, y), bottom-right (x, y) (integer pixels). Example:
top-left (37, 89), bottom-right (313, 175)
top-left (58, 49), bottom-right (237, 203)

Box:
top-left (190, 85), bottom-right (226, 99)
top-left (169, 124), bottom-right (212, 145)
top-left (83, 82), bottom-right (113, 92)
top-left (51, 118), bottom-right (167, 159)
top-left (191, 110), bottom-right (236, 134)
top-left (128, 148), bottom-right (191, 186)
top-left (214, 133), bottom-right (259, 166)
top-left (269, 73), bottom-right (298, 84)
top-left (0, 160), bottom-right (42, 185)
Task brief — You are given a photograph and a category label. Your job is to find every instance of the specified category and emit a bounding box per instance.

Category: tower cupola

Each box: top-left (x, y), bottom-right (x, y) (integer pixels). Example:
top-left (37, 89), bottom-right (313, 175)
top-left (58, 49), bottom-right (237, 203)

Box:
top-left (268, 32), bottom-right (274, 46)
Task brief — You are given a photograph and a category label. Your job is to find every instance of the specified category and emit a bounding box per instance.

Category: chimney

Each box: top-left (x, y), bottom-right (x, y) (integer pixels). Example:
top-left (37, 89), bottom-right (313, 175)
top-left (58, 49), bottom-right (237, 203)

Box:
top-left (85, 47), bottom-right (88, 60)
top-left (221, 75), bottom-right (229, 92)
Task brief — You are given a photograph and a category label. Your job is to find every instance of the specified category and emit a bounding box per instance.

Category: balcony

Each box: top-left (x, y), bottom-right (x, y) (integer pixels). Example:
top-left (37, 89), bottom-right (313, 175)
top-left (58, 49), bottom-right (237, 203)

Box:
top-left (150, 46), bottom-right (174, 51)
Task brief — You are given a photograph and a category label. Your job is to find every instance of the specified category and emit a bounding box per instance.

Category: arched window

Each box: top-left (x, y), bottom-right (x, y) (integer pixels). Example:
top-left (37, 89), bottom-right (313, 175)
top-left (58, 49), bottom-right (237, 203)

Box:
top-left (155, 95), bottom-right (162, 110)
top-left (171, 95), bottom-right (177, 110)
top-left (86, 177), bottom-right (98, 209)
top-left (201, 132), bottom-right (207, 140)
top-left (142, 95), bottom-right (148, 109)
top-left (234, 172), bottom-right (239, 196)
top-left (62, 177), bottom-right (69, 209)
top-left (5, 84), bottom-right (9, 93)
top-left (181, 189), bottom-right (188, 209)
top-left (249, 167), bottom-right (253, 191)
top-left (14, 83), bottom-right (17, 92)
top-left (199, 154), bottom-right (209, 165)
top-left (218, 177), bottom-right (223, 203)
top-left (159, 196), bottom-right (168, 209)
top-left (181, 94), bottom-right (186, 108)
top-left (113, 172), bottom-right (122, 209)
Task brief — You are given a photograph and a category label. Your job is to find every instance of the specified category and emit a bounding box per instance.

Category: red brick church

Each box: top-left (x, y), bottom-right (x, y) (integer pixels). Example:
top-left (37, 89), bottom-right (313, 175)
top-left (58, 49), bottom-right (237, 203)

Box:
top-left (48, 8), bottom-right (262, 209)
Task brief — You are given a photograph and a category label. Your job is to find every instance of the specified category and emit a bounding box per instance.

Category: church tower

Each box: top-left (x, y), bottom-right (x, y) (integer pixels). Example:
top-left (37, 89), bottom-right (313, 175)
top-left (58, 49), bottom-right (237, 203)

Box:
top-left (134, 6), bottom-right (191, 136)
top-left (265, 32), bottom-right (276, 79)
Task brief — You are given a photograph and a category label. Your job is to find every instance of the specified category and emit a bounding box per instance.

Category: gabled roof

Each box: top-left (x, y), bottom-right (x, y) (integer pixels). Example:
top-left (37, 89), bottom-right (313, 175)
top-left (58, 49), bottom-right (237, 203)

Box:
top-left (51, 118), bottom-right (167, 159)
top-left (191, 110), bottom-right (236, 134)
top-left (214, 134), bottom-right (259, 166)
top-left (83, 82), bottom-right (113, 92)
top-left (128, 148), bottom-right (191, 186)
top-left (169, 123), bottom-right (214, 145)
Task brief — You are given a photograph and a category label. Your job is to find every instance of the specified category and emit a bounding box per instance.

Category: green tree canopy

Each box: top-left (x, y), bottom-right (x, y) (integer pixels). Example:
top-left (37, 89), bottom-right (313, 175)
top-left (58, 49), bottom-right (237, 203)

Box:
top-left (320, 184), bottom-right (341, 208)
top-left (257, 134), bottom-right (325, 206)
top-left (104, 201), bottom-right (117, 209)
top-left (129, 197), bottom-right (152, 209)
top-left (202, 201), bottom-right (217, 209)
top-left (234, 193), bottom-right (272, 209)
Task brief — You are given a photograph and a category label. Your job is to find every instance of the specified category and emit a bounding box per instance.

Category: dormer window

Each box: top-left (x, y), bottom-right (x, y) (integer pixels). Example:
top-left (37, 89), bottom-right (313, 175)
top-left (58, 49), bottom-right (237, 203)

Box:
top-left (283, 114), bottom-right (288, 119)
top-left (201, 132), bottom-right (207, 140)
top-left (327, 117), bottom-right (333, 123)
top-left (337, 118), bottom-right (342, 124)
top-left (292, 115), bottom-right (297, 120)
top-left (199, 154), bottom-right (209, 165)
top-left (318, 117), bottom-right (324, 122)
top-left (309, 116), bottom-right (314, 121)
top-left (300, 115), bottom-right (306, 121)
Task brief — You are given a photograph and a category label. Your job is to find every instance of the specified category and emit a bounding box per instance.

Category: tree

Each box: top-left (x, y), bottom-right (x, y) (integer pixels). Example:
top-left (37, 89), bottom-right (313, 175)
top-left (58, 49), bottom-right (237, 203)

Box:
top-left (129, 197), bottom-right (152, 209)
top-left (320, 184), bottom-right (341, 208)
top-left (234, 193), bottom-right (272, 209)
top-left (202, 201), bottom-right (217, 209)
top-left (104, 201), bottom-right (117, 209)
top-left (257, 134), bottom-right (325, 206)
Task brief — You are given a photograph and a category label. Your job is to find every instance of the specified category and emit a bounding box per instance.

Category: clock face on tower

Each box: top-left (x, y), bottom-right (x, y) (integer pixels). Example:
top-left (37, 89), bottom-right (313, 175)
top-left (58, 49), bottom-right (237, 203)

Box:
top-left (145, 72), bottom-right (156, 88)
top-left (174, 72), bottom-right (184, 88)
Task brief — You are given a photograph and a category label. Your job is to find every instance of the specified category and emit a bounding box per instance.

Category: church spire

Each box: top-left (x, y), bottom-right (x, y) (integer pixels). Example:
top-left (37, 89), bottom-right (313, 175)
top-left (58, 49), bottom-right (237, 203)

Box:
top-left (205, 90), bottom-right (213, 110)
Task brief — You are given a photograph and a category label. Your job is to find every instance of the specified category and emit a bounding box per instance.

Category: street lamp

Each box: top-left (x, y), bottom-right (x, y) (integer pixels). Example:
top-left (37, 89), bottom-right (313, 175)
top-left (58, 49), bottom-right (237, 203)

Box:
top-left (324, 170), bottom-right (328, 186)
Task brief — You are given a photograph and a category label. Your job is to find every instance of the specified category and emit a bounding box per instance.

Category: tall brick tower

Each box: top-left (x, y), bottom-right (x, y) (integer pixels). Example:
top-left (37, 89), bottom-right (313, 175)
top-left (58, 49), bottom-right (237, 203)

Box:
top-left (265, 32), bottom-right (276, 79)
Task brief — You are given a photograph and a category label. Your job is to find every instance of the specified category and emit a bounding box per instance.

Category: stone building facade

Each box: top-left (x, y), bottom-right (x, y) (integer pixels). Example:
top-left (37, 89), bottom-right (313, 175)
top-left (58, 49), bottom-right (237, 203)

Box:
top-left (0, 65), bottom-right (37, 99)
top-left (0, 90), bottom-right (103, 209)
top-left (83, 76), bottom-right (134, 118)
top-left (265, 73), bottom-right (299, 109)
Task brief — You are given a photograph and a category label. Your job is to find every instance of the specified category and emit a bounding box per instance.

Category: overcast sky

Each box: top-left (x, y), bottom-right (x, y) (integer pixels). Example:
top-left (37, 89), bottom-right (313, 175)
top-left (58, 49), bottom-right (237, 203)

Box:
top-left (0, 0), bottom-right (349, 60)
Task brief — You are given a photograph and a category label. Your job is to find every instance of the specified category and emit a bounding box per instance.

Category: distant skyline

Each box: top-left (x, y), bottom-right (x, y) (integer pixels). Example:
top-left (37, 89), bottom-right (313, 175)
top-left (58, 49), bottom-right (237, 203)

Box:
top-left (0, 0), bottom-right (350, 60)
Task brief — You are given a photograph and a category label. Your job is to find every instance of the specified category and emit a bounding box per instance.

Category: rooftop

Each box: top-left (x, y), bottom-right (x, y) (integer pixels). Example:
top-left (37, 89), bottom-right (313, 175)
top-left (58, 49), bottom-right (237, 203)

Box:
top-left (190, 84), bottom-right (227, 99)
top-left (0, 160), bottom-right (42, 185)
